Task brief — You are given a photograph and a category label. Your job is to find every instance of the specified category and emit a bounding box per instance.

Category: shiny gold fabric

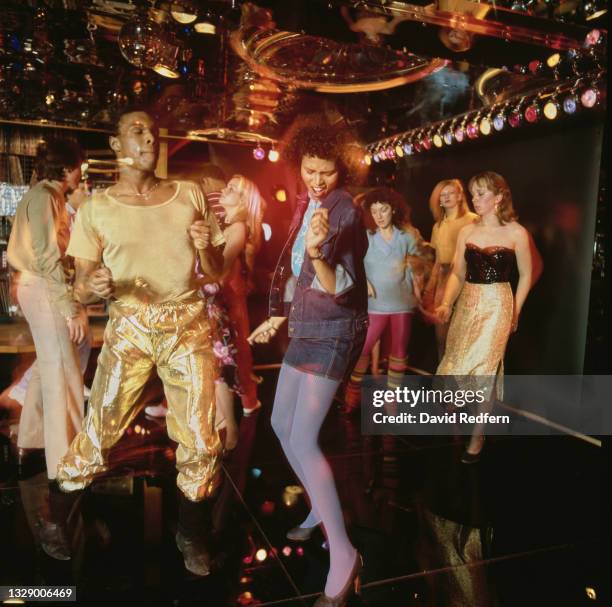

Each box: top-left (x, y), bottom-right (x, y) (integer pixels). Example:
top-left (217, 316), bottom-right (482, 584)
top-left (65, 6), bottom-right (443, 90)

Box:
top-left (57, 298), bottom-right (222, 502)
top-left (418, 510), bottom-right (493, 607)
top-left (437, 282), bottom-right (512, 393)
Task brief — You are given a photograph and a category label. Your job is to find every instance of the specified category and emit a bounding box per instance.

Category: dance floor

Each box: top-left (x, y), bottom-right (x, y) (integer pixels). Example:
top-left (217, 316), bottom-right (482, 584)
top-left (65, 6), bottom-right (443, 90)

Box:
top-left (0, 368), bottom-right (606, 606)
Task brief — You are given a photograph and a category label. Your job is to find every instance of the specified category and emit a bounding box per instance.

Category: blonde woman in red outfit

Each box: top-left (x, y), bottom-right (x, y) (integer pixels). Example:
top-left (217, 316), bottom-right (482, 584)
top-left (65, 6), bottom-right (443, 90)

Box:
top-left (213, 175), bottom-right (266, 446)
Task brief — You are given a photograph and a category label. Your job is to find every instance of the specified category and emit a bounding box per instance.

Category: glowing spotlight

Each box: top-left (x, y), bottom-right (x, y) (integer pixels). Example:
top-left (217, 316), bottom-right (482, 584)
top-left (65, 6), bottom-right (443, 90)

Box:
top-left (466, 122), bottom-right (479, 139)
top-left (282, 546), bottom-right (292, 557)
top-left (268, 148), bottom-right (280, 162)
top-left (479, 117), bottom-right (492, 135)
top-left (524, 103), bottom-right (541, 123)
top-left (296, 546), bottom-right (304, 556)
top-left (563, 94), bottom-right (578, 114)
top-left (261, 501), bottom-right (275, 515)
top-left (274, 187), bottom-right (287, 203)
top-left (255, 548), bottom-right (267, 562)
top-left (364, 153), bottom-right (372, 165)
top-left (580, 86), bottom-right (599, 108)
top-left (253, 145), bottom-right (265, 161)
top-left (250, 467), bottom-right (262, 478)
top-left (171, 3), bottom-right (198, 24)
top-left (585, 587), bottom-right (597, 599)
top-left (237, 591), bottom-right (254, 605)
top-left (543, 99), bottom-right (559, 120)
top-left (262, 223), bottom-right (272, 242)
top-left (585, 29), bottom-right (602, 46)
top-left (493, 113), bottom-right (505, 131)
top-left (508, 109), bottom-right (522, 128)
top-left (547, 53), bottom-right (561, 68)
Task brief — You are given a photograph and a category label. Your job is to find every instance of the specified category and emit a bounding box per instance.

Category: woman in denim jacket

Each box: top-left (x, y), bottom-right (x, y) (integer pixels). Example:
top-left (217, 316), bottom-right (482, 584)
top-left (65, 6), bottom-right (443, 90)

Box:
top-left (249, 122), bottom-right (368, 606)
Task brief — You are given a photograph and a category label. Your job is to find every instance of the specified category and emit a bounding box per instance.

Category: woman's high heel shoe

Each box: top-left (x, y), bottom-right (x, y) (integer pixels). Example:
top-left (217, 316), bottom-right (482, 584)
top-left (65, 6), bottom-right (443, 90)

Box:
top-left (461, 436), bottom-right (485, 464)
top-left (286, 523), bottom-right (319, 541)
top-left (314, 551), bottom-right (363, 607)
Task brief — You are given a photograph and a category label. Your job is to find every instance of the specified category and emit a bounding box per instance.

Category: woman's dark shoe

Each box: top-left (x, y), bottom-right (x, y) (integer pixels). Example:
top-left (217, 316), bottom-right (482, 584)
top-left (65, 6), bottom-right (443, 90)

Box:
top-left (175, 531), bottom-right (212, 576)
top-left (314, 551), bottom-right (363, 607)
top-left (286, 523), bottom-right (319, 541)
top-left (461, 437), bottom-right (485, 464)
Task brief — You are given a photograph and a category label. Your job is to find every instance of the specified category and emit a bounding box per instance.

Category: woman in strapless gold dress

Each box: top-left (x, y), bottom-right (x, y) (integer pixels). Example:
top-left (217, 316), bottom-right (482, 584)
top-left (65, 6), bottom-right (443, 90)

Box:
top-left (435, 172), bottom-right (534, 461)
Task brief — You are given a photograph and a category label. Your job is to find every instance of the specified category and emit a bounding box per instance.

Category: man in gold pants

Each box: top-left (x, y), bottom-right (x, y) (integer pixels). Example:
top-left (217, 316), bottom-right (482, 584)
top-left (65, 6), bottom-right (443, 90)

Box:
top-left (56, 108), bottom-right (225, 575)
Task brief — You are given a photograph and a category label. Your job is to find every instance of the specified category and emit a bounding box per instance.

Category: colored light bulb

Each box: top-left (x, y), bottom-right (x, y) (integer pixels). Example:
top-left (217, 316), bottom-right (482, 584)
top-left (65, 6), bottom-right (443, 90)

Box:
top-left (443, 131), bottom-right (453, 145)
top-left (402, 142), bottom-right (413, 155)
top-left (493, 113), bottom-right (506, 131)
top-left (508, 110), bottom-right (522, 127)
top-left (563, 94), bottom-right (578, 114)
top-left (454, 127), bottom-right (465, 142)
top-left (543, 100), bottom-right (559, 120)
top-left (580, 87), bottom-right (599, 108)
top-left (466, 122), bottom-right (479, 139)
top-left (433, 134), bottom-right (443, 148)
top-left (479, 117), bottom-right (492, 135)
top-left (524, 104), bottom-right (540, 123)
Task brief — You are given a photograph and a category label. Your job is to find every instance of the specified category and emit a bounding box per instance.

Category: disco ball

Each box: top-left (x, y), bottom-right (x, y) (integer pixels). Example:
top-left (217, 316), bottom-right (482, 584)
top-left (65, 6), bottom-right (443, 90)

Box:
top-left (118, 16), bottom-right (162, 68)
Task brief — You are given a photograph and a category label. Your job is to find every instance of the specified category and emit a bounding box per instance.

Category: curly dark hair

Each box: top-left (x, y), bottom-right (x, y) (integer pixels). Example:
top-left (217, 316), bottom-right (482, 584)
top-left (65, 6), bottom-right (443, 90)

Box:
top-left (361, 187), bottom-right (411, 229)
top-left (35, 139), bottom-right (84, 182)
top-left (282, 115), bottom-right (365, 186)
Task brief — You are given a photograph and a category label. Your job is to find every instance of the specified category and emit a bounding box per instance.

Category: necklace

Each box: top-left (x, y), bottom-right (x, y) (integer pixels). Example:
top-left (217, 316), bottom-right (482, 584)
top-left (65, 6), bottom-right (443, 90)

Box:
top-left (115, 179), bottom-right (162, 200)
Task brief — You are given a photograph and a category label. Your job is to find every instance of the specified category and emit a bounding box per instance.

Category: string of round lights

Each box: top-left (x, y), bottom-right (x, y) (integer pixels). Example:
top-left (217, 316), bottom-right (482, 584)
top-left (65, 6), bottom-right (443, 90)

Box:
top-left (364, 71), bottom-right (605, 164)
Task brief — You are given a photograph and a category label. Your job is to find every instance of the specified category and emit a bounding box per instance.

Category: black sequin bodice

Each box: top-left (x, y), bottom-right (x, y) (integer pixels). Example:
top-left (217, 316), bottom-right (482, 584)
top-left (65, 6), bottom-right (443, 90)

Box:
top-left (465, 243), bottom-right (515, 284)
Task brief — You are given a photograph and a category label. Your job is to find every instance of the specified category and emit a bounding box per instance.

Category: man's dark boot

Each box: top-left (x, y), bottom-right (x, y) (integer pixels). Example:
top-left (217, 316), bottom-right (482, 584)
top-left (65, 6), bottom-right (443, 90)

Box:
top-left (37, 481), bottom-right (80, 561)
top-left (177, 494), bottom-right (214, 576)
top-left (17, 447), bottom-right (45, 478)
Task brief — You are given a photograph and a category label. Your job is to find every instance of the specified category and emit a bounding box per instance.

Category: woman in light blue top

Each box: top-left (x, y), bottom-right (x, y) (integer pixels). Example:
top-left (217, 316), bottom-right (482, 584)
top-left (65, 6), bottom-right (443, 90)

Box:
top-left (345, 187), bottom-right (419, 411)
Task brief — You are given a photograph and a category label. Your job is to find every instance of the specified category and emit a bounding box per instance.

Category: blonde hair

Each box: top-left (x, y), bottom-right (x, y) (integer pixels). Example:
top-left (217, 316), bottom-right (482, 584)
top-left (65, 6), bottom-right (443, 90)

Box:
top-left (468, 171), bottom-right (517, 224)
top-left (429, 179), bottom-right (470, 224)
top-left (227, 175), bottom-right (266, 274)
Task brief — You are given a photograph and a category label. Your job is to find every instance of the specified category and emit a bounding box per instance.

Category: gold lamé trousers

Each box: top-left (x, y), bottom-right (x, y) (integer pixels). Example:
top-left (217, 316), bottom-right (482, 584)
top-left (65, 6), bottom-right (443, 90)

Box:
top-left (56, 298), bottom-right (222, 502)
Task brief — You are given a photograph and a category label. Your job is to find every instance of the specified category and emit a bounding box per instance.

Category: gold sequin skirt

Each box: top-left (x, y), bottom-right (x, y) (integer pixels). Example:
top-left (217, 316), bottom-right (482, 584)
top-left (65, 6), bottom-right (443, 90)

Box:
top-left (437, 282), bottom-right (513, 377)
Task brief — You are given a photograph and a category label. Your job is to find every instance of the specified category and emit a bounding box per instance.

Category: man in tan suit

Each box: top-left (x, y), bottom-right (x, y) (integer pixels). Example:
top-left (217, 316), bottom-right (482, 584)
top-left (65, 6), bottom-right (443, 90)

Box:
top-left (8, 140), bottom-right (88, 479)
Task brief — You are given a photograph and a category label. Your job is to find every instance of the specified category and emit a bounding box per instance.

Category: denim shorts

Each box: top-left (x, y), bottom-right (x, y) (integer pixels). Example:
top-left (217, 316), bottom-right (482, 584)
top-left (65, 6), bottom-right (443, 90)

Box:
top-left (283, 330), bottom-right (366, 382)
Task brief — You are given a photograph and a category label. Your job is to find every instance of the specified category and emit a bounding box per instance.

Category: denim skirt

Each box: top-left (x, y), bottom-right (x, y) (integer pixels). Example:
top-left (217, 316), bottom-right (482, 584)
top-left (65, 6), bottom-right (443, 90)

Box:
top-left (283, 330), bottom-right (366, 382)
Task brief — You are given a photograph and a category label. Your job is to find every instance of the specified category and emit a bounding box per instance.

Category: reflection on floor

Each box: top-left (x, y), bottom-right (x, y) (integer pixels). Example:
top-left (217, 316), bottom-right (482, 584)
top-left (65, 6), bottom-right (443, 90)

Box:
top-left (0, 369), bottom-right (607, 606)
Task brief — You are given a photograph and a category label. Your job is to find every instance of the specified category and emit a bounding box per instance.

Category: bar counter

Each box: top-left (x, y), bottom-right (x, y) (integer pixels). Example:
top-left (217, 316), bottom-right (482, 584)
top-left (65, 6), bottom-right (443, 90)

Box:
top-left (0, 317), bottom-right (107, 353)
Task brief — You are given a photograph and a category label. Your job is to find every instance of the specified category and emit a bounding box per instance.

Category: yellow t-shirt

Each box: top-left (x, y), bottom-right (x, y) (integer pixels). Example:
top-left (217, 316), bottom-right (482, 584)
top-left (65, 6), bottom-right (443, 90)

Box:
top-left (431, 211), bottom-right (479, 265)
top-left (67, 180), bottom-right (225, 304)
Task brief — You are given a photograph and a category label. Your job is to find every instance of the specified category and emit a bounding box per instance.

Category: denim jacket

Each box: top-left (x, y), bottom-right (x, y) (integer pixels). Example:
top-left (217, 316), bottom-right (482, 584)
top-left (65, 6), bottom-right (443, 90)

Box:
top-left (269, 188), bottom-right (369, 338)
